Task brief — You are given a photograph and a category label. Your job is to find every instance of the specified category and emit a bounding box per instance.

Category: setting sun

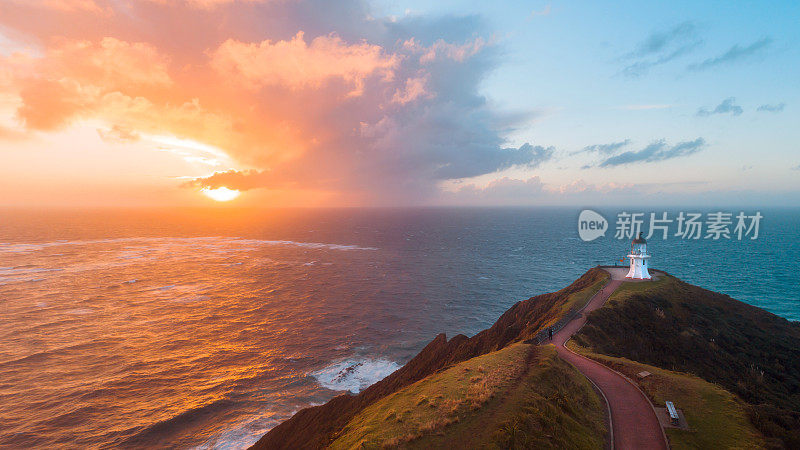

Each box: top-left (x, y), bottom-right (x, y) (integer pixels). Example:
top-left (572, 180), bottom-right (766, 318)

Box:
top-left (201, 187), bottom-right (241, 202)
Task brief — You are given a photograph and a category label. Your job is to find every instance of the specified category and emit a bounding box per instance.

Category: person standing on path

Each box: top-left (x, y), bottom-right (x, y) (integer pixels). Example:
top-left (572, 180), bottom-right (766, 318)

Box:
top-left (548, 327), bottom-right (553, 341)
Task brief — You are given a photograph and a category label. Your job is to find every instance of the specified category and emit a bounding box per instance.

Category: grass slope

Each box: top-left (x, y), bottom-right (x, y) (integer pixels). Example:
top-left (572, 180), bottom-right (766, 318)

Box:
top-left (573, 273), bottom-right (800, 448)
top-left (569, 342), bottom-right (765, 449)
top-left (254, 267), bottom-right (611, 449)
top-left (554, 271), bottom-right (608, 319)
top-left (331, 345), bottom-right (606, 449)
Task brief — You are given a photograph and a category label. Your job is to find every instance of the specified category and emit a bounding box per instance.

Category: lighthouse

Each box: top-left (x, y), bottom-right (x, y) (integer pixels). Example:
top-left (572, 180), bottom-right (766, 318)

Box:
top-left (626, 232), bottom-right (651, 279)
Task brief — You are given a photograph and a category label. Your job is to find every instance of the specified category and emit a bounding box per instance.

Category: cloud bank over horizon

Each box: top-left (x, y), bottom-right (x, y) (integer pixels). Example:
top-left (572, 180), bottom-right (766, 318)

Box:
top-left (0, 0), bottom-right (550, 204)
top-left (0, 1), bottom-right (797, 207)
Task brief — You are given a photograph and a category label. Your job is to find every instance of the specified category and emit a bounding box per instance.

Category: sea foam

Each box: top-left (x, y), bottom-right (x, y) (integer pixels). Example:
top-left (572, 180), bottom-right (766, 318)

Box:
top-left (310, 358), bottom-right (400, 394)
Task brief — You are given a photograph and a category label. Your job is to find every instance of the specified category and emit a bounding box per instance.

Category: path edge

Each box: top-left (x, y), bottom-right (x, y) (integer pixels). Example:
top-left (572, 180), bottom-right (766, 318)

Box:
top-left (561, 270), bottom-right (669, 450)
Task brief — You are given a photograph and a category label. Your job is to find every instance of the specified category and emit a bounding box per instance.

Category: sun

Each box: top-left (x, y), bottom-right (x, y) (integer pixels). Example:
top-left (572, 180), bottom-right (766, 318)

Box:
top-left (201, 187), bottom-right (241, 202)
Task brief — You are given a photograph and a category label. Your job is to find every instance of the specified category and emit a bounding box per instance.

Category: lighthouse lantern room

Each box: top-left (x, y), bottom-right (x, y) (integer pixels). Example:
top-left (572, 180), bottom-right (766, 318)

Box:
top-left (626, 232), bottom-right (651, 279)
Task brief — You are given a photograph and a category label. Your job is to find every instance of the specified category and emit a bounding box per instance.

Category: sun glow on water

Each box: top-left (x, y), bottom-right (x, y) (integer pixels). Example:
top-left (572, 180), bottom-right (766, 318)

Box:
top-left (201, 187), bottom-right (240, 202)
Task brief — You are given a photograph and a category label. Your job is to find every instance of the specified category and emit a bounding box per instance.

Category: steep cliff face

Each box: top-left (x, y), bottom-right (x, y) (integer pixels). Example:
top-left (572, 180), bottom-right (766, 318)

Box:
top-left (252, 267), bottom-right (609, 449)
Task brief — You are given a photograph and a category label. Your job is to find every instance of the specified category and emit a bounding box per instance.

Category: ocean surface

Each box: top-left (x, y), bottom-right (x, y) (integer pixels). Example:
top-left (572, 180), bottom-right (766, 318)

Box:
top-left (0, 207), bottom-right (797, 448)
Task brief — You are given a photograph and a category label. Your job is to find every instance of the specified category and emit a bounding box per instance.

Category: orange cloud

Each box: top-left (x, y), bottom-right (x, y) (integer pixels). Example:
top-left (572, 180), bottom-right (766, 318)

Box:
top-left (211, 32), bottom-right (397, 96)
top-left (97, 124), bottom-right (140, 143)
top-left (0, 1), bottom-right (538, 206)
top-left (49, 37), bottom-right (172, 88)
top-left (142, 0), bottom-right (276, 9)
top-left (14, 0), bottom-right (104, 13)
top-left (8, 36), bottom-right (174, 130)
top-left (391, 75), bottom-right (432, 105)
top-left (17, 79), bottom-right (84, 130)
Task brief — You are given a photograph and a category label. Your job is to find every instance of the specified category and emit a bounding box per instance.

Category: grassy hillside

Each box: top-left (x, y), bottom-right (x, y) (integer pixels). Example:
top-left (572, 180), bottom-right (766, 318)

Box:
top-left (331, 344), bottom-right (606, 449)
top-left (329, 343), bottom-right (531, 448)
top-left (253, 267), bottom-right (610, 449)
top-left (569, 342), bottom-right (765, 449)
top-left (573, 273), bottom-right (800, 448)
top-left (553, 272), bottom-right (607, 320)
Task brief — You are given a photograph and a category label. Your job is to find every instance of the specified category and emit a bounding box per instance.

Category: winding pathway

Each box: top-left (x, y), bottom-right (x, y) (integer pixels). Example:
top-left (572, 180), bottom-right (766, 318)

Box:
top-left (550, 269), bottom-right (668, 450)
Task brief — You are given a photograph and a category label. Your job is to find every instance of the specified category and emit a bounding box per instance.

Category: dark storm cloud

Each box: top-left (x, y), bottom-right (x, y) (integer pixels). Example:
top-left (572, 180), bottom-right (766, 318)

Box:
top-left (2, 0), bottom-right (546, 203)
top-left (595, 138), bottom-right (705, 167)
top-left (697, 97), bottom-right (743, 117)
top-left (687, 37), bottom-right (772, 71)
top-left (184, 169), bottom-right (277, 191)
top-left (433, 143), bottom-right (554, 179)
top-left (183, 2), bottom-right (547, 200)
top-left (191, 143), bottom-right (556, 192)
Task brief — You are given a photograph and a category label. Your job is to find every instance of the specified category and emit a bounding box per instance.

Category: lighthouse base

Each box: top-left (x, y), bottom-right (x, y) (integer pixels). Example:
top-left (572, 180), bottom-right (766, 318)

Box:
top-left (626, 256), bottom-right (651, 280)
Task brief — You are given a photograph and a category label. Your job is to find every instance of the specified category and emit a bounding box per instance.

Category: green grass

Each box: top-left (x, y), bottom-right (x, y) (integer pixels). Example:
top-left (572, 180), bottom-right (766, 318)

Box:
top-left (567, 342), bottom-right (765, 449)
top-left (556, 270), bottom-right (609, 317)
top-left (329, 343), bottom-right (531, 449)
top-left (329, 345), bottom-right (607, 449)
top-left (606, 273), bottom-right (670, 303)
top-left (573, 272), bottom-right (800, 448)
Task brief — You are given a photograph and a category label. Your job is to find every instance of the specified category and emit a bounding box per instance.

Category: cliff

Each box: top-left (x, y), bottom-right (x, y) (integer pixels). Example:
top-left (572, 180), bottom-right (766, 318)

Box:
top-left (252, 268), bottom-right (799, 449)
top-left (251, 268), bottom-right (609, 449)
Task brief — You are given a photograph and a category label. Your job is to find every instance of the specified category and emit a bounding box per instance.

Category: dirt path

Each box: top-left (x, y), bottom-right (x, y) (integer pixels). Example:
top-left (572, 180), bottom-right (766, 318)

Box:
top-left (549, 276), bottom-right (668, 450)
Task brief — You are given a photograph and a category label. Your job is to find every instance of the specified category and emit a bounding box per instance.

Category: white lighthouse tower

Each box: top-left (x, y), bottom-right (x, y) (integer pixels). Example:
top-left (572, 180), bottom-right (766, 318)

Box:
top-left (626, 232), bottom-right (651, 279)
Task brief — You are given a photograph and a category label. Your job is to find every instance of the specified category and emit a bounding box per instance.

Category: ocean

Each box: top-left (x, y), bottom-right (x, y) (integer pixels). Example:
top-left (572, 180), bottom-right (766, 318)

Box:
top-left (0, 207), bottom-right (797, 448)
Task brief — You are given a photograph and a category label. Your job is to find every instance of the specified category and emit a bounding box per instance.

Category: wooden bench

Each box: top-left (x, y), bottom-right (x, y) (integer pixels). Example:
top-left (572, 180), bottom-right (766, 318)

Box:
top-left (665, 401), bottom-right (680, 426)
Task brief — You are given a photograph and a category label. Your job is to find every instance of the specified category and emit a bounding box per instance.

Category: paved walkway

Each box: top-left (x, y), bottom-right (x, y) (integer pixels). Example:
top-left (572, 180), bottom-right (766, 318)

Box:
top-left (549, 275), bottom-right (668, 450)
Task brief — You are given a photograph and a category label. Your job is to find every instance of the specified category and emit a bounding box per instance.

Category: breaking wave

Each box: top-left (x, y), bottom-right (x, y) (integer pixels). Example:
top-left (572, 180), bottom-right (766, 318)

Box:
top-left (310, 358), bottom-right (400, 394)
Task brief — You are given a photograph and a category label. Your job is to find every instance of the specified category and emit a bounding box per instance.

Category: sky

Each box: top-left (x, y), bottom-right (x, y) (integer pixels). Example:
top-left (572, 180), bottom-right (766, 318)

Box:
top-left (0, 0), bottom-right (798, 207)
